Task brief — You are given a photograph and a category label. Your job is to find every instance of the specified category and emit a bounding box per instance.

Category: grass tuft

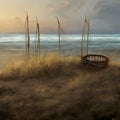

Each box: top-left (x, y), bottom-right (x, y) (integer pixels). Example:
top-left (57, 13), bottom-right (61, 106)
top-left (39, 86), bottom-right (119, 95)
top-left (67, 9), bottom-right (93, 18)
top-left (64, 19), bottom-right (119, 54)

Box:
top-left (0, 54), bottom-right (120, 119)
top-left (0, 53), bottom-right (81, 80)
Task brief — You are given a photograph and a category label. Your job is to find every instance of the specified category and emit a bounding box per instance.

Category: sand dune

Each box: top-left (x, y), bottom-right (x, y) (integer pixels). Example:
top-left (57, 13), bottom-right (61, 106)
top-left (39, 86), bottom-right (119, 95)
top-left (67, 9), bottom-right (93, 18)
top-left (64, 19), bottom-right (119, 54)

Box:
top-left (0, 54), bottom-right (120, 120)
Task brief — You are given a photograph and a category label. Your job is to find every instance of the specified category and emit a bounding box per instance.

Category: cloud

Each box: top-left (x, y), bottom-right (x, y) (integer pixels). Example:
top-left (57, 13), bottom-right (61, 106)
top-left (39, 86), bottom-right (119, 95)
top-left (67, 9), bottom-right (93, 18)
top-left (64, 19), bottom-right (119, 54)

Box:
top-left (0, 0), bottom-right (120, 33)
top-left (47, 0), bottom-right (85, 17)
top-left (47, 0), bottom-right (120, 33)
top-left (47, 0), bottom-right (99, 33)
top-left (91, 0), bottom-right (120, 33)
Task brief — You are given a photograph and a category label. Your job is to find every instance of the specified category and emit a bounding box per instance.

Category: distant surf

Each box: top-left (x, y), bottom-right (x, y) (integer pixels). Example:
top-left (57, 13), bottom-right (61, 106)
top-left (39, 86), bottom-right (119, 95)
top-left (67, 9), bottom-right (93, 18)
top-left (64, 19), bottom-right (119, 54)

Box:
top-left (0, 33), bottom-right (120, 61)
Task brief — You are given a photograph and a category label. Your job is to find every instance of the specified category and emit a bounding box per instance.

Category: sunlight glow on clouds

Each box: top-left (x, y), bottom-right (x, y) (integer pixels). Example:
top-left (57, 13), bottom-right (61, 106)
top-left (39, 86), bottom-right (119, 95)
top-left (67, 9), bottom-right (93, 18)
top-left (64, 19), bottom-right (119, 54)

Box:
top-left (0, 0), bottom-right (120, 33)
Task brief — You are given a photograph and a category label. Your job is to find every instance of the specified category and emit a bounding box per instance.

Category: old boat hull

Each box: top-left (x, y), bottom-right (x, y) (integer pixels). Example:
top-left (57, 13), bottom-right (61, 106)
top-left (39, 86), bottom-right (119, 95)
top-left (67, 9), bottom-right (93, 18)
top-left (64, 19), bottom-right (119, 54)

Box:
top-left (82, 54), bottom-right (109, 68)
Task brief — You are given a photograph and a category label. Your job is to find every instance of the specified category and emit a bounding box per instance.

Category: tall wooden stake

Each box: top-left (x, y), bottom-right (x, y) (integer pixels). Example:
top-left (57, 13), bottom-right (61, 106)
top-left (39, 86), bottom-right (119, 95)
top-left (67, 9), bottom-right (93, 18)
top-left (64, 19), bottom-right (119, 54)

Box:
top-left (86, 20), bottom-right (89, 55)
top-left (25, 12), bottom-right (30, 59)
top-left (81, 20), bottom-right (85, 58)
top-left (56, 16), bottom-right (61, 52)
top-left (36, 17), bottom-right (40, 56)
top-left (81, 16), bottom-right (89, 58)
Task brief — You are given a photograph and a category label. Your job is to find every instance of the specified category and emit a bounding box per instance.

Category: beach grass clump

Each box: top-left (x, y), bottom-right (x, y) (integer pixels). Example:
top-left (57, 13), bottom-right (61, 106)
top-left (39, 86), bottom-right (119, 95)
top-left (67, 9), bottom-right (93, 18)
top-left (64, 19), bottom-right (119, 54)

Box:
top-left (0, 53), bottom-right (81, 80)
top-left (0, 54), bottom-right (120, 119)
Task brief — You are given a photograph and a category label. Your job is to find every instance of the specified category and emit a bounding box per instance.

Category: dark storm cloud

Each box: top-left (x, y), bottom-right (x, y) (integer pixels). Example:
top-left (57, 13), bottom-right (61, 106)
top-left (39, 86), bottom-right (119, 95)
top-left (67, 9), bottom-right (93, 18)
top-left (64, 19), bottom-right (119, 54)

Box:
top-left (47, 0), bottom-right (92, 17)
top-left (47, 0), bottom-right (120, 33)
top-left (91, 0), bottom-right (120, 33)
top-left (47, 0), bottom-right (98, 33)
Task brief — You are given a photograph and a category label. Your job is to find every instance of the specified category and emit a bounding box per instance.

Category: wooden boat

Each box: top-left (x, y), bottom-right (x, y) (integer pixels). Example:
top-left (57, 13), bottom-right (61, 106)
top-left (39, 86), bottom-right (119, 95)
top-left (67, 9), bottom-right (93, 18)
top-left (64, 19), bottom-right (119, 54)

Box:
top-left (81, 17), bottom-right (109, 68)
top-left (82, 54), bottom-right (109, 68)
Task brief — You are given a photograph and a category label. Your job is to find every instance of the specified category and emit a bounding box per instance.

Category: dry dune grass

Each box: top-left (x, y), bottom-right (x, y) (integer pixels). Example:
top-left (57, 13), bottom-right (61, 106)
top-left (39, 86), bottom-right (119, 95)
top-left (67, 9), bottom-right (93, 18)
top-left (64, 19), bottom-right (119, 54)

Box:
top-left (0, 54), bottom-right (120, 120)
top-left (0, 53), bottom-right (81, 80)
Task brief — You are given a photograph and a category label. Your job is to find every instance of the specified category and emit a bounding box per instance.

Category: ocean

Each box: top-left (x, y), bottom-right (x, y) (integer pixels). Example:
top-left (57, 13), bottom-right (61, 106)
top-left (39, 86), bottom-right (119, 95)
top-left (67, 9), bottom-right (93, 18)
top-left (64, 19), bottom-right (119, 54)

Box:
top-left (0, 33), bottom-right (120, 61)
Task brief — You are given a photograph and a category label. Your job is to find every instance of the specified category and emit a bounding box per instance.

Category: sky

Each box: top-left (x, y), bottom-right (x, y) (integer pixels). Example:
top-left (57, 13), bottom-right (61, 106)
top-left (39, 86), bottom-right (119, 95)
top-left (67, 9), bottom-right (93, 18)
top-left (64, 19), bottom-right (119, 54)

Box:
top-left (0, 0), bottom-right (120, 34)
